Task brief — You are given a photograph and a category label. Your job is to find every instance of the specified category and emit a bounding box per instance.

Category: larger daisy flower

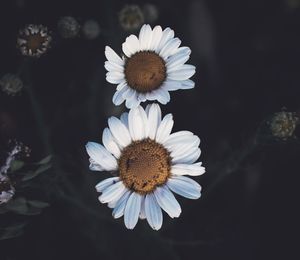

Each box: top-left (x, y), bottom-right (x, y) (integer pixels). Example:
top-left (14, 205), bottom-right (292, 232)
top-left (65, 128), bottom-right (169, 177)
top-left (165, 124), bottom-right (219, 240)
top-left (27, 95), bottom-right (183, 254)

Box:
top-left (86, 104), bottom-right (205, 230)
top-left (105, 24), bottom-right (196, 109)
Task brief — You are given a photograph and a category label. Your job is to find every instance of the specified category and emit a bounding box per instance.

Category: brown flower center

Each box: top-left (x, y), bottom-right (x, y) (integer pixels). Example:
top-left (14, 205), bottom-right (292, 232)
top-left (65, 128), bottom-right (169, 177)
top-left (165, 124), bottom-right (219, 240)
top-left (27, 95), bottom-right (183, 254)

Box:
top-left (118, 139), bottom-right (171, 194)
top-left (26, 34), bottom-right (47, 51)
top-left (124, 51), bottom-right (166, 93)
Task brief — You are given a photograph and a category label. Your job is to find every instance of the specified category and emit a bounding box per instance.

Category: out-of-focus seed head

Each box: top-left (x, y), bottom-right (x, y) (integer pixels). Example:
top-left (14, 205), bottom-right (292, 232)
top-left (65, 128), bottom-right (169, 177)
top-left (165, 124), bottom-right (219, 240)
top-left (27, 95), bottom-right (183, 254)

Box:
top-left (119, 5), bottom-right (145, 31)
top-left (0, 74), bottom-right (23, 96)
top-left (142, 3), bottom-right (159, 23)
top-left (82, 20), bottom-right (101, 40)
top-left (270, 111), bottom-right (299, 140)
top-left (57, 16), bottom-right (80, 39)
top-left (17, 24), bottom-right (51, 58)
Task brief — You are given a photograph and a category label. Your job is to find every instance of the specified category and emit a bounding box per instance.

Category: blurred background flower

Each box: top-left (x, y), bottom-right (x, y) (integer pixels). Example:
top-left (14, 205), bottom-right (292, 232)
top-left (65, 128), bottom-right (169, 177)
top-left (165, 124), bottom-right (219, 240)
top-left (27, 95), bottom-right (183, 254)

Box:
top-left (0, 74), bottom-right (23, 96)
top-left (119, 5), bottom-right (145, 31)
top-left (82, 19), bottom-right (101, 40)
top-left (270, 110), bottom-right (299, 140)
top-left (57, 16), bottom-right (81, 39)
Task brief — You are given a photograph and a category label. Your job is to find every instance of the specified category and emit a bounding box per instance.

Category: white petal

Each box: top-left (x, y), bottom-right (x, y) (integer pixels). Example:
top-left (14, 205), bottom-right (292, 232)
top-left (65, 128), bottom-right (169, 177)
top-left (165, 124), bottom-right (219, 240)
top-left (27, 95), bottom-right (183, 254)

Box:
top-left (137, 93), bottom-right (147, 103)
top-left (122, 86), bottom-right (135, 99)
top-left (112, 190), bottom-right (131, 219)
top-left (154, 186), bottom-right (181, 218)
top-left (167, 176), bottom-right (201, 199)
top-left (159, 38), bottom-right (181, 59)
top-left (106, 71), bottom-right (125, 84)
top-left (146, 91), bottom-right (159, 101)
top-left (180, 79), bottom-right (195, 89)
top-left (138, 24), bottom-right (147, 49)
top-left (89, 158), bottom-right (105, 171)
top-left (99, 181), bottom-right (126, 203)
top-left (164, 131), bottom-right (193, 146)
top-left (172, 148), bottom-right (201, 164)
top-left (161, 80), bottom-right (182, 91)
top-left (102, 128), bottom-right (121, 158)
top-left (174, 46), bottom-right (191, 55)
top-left (149, 25), bottom-right (163, 51)
top-left (86, 142), bottom-right (118, 171)
top-left (108, 117), bottom-right (131, 147)
top-left (104, 185), bottom-right (127, 206)
top-left (171, 175), bottom-right (202, 188)
top-left (105, 46), bottom-right (124, 66)
top-left (155, 114), bottom-right (174, 143)
top-left (104, 61), bottom-right (124, 73)
top-left (171, 162), bottom-right (205, 176)
top-left (120, 112), bottom-right (129, 129)
top-left (139, 24), bottom-right (152, 50)
top-left (128, 106), bottom-right (148, 140)
top-left (168, 64), bottom-right (196, 80)
top-left (139, 196), bottom-right (146, 219)
top-left (124, 193), bottom-right (143, 229)
top-left (125, 91), bottom-right (140, 109)
top-left (147, 103), bottom-right (162, 139)
top-left (116, 81), bottom-right (127, 91)
top-left (155, 88), bottom-right (171, 105)
top-left (108, 199), bottom-right (118, 208)
top-left (166, 51), bottom-right (191, 72)
top-left (145, 104), bottom-right (151, 115)
top-left (157, 28), bottom-right (175, 53)
top-left (95, 177), bottom-right (120, 192)
top-left (167, 135), bottom-right (200, 158)
top-left (122, 35), bottom-right (140, 57)
top-left (145, 193), bottom-right (163, 230)
top-left (112, 88), bottom-right (126, 106)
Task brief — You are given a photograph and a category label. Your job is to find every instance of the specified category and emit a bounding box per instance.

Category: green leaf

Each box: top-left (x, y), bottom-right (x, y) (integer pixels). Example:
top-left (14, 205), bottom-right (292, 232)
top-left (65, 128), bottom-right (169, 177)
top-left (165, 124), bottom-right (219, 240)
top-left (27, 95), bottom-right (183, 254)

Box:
top-left (5, 197), bottom-right (28, 214)
top-left (0, 205), bottom-right (9, 214)
top-left (0, 222), bottom-right (26, 240)
top-left (5, 197), bottom-right (48, 215)
top-left (36, 155), bottom-right (52, 165)
top-left (22, 164), bottom-right (51, 181)
top-left (27, 200), bottom-right (49, 209)
top-left (35, 164), bottom-right (52, 174)
top-left (10, 160), bottom-right (25, 172)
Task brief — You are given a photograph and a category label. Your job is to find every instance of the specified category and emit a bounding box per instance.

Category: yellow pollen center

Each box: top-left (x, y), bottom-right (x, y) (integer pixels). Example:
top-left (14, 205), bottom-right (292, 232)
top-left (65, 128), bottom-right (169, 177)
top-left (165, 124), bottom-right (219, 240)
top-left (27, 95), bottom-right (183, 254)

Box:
top-left (124, 51), bottom-right (166, 93)
top-left (118, 139), bottom-right (171, 194)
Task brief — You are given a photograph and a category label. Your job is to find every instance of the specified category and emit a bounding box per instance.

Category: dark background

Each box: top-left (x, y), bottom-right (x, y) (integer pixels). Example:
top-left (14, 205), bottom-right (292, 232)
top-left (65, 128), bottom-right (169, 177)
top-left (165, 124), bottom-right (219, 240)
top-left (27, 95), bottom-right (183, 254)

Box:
top-left (0, 0), bottom-right (300, 259)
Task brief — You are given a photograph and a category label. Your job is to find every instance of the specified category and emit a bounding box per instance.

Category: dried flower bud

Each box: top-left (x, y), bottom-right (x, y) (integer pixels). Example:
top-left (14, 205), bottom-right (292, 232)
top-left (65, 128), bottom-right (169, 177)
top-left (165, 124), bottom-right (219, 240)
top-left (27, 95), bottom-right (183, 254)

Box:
top-left (17, 24), bottom-right (51, 58)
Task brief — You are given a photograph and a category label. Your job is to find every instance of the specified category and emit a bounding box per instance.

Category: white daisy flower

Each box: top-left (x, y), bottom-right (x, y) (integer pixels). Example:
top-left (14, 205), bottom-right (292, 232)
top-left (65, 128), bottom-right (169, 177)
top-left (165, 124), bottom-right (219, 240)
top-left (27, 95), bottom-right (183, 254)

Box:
top-left (105, 24), bottom-right (196, 109)
top-left (86, 104), bottom-right (205, 230)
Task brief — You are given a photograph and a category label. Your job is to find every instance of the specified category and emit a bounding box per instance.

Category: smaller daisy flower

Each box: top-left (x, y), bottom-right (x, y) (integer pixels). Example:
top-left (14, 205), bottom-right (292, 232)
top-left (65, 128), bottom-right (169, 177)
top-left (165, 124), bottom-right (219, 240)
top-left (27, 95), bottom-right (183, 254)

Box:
top-left (119, 5), bottom-right (145, 31)
top-left (17, 24), bottom-right (51, 58)
top-left (105, 24), bottom-right (196, 108)
top-left (86, 104), bottom-right (205, 230)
